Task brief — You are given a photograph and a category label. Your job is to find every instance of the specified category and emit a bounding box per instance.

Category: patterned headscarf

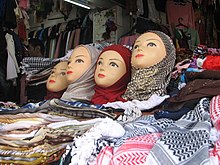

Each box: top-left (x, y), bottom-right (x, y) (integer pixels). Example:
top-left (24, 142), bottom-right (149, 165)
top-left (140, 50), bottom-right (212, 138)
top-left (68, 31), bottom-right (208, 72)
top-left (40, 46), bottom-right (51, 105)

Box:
top-left (122, 30), bottom-right (176, 101)
top-left (61, 43), bottom-right (102, 102)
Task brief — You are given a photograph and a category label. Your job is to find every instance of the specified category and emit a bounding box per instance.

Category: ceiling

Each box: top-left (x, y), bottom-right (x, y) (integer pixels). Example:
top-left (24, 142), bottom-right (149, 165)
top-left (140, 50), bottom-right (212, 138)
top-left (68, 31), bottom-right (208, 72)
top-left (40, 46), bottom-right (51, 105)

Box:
top-left (71, 0), bottom-right (126, 9)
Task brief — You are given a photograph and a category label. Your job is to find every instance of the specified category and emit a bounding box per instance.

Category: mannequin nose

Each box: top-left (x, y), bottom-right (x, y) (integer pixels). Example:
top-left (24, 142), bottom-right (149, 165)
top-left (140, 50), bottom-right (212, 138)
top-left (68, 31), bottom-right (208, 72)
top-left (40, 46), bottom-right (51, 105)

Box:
top-left (137, 47), bottom-right (142, 52)
top-left (100, 67), bottom-right (104, 71)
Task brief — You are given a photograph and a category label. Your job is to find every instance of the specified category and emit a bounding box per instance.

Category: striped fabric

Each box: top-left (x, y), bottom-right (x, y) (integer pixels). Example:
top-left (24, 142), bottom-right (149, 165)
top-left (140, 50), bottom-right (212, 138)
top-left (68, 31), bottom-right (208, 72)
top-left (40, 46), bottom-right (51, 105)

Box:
top-left (210, 95), bottom-right (220, 130)
top-left (96, 133), bottom-right (161, 165)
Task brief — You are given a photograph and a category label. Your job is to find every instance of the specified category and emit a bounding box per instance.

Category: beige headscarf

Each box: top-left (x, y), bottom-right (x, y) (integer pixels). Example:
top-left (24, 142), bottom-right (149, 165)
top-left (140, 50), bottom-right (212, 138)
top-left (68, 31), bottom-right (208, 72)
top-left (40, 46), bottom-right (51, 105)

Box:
top-left (122, 30), bottom-right (176, 101)
top-left (61, 44), bottom-right (102, 102)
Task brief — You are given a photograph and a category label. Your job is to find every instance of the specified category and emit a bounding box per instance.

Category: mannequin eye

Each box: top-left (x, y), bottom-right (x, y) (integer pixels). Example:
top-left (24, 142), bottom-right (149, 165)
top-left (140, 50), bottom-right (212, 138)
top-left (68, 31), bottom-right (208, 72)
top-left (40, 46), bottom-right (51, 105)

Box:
top-left (147, 42), bottom-right (156, 47)
top-left (110, 62), bottom-right (119, 68)
top-left (75, 59), bottom-right (84, 63)
top-left (97, 61), bottom-right (102, 65)
top-left (60, 72), bottom-right (66, 76)
top-left (133, 45), bottom-right (139, 49)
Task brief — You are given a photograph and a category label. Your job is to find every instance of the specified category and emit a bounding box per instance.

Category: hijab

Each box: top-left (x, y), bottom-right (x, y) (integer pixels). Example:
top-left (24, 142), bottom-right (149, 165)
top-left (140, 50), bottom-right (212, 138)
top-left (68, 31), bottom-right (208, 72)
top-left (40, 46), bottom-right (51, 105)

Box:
top-left (91, 45), bottom-right (131, 104)
top-left (122, 30), bottom-right (176, 101)
top-left (61, 44), bottom-right (101, 102)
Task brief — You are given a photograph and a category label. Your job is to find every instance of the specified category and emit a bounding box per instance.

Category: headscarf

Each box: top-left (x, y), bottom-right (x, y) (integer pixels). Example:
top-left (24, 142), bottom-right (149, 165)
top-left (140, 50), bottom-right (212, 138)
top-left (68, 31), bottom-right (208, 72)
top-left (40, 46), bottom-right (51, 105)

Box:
top-left (61, 43), bottom-right (102, 102)
top-left (91, 44), bottom-right (131, 104)
top-left (44, 89), bottom-right (66, 100)
top-left (122, 30), bottom-right (176, 101)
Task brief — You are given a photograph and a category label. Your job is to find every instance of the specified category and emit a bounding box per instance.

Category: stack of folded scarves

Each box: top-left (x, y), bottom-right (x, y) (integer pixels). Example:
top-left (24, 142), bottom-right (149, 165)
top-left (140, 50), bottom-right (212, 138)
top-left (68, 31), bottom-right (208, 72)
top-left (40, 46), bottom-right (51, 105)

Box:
top-left (0, 113), bottom-right (94, 164)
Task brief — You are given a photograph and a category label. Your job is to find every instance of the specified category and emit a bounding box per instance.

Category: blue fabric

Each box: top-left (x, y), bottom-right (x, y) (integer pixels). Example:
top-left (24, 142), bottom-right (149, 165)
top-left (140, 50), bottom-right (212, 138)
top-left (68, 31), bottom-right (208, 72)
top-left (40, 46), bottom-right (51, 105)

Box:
top-left (59, 99), bottom-right (104, 109)
top-left (154, 107), bottom-right (191, 120)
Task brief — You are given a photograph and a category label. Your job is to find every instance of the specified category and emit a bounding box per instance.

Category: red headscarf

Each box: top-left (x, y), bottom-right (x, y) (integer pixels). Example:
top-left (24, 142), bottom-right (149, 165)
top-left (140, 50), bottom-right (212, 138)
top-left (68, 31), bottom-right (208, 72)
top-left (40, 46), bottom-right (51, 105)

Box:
top-left (44, 89), bottom-right (66, 100)
top-left (91, 45), bottom-right (131, 104)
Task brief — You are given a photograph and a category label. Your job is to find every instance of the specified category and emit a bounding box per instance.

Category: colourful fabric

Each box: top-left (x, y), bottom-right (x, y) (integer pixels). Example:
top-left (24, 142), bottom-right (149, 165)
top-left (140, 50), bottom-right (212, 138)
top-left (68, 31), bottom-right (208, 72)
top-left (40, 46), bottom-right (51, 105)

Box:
top-left (210, 139), bottom-right (220, 164)
top-left (91, 44), bottom-right (131, 104)
top-left (97, 133), bottom-right (161, 165)
top-left (210, 95), bottom-right (220, 131)
top-left (202, 55), bottom-right (220, 70)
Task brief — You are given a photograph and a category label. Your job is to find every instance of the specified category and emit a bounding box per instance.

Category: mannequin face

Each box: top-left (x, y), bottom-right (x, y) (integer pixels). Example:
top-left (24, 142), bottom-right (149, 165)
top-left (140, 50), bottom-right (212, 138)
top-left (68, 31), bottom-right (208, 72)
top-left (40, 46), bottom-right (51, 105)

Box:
top-left (66, 46), bottom-right (91, 84)
top-left (131, 32), bottom-right (166, 68)
top-left (46, 61), bottom-right (68, 92)
top-left (95, 50), bottom-right (126, 88)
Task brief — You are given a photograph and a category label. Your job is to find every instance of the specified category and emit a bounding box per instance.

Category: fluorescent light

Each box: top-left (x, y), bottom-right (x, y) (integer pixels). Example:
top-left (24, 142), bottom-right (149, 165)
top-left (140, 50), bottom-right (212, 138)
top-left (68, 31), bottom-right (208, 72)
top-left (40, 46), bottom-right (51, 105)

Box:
top-left (64, 0), bottom-right (91, 9)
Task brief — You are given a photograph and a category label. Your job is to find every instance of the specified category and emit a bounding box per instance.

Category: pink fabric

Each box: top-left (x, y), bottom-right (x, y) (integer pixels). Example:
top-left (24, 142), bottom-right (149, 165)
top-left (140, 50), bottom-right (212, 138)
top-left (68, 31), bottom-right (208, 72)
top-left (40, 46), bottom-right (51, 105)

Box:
top-left (209, 139), bottom-right (220, 164)
top-left (210, 95), bottom-right (220, 130)
top-left (166, 0), bottom-right (195, 29)
top-left (208, 48), bottom-right (220, 56)
top-left (96, 146), bottom-right (114, 165)
top-left (19, 0), bottom-right (29, 10)
top-left (96, 133), bottom-right (161, 165)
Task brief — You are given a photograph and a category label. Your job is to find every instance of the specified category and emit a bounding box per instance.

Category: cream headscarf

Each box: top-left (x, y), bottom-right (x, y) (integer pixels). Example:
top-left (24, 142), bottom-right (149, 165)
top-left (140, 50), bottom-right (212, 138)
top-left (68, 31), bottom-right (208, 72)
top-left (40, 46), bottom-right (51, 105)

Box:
top-left (122, 30), bottom-right (176, 101)
top-left (61, 44), bottom-right (102, 102)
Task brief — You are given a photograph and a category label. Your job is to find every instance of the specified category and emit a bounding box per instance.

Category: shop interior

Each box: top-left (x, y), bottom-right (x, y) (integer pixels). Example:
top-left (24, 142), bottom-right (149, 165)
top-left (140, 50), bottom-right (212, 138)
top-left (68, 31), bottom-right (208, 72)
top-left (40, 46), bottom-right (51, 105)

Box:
top-left (0, 0), bottom-right (220, 164)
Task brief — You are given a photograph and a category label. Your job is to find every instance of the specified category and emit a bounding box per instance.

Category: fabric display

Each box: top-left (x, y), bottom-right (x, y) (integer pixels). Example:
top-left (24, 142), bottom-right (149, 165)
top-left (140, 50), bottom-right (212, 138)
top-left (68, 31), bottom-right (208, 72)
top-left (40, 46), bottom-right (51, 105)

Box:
top-left (168, 70), bottom-right (220, 107)
top-left (48, 99), bottom-right (118, 119)
top-left (1, 0), bottom-right (220, 165)
top-left (210, 95), bottom-right (220, 131)
top-left (20, 57), bottom-right (54, 75)
top-left (0, 112), bottom-right (102, 165)
top-left (68, 118), bottom-right (125, 165)
top-left (95, 115), bottom-right (173, 164)
top-left (96, 133), bottom-right (162, 165)
top-left (145, 98), bottom-right (211, 165)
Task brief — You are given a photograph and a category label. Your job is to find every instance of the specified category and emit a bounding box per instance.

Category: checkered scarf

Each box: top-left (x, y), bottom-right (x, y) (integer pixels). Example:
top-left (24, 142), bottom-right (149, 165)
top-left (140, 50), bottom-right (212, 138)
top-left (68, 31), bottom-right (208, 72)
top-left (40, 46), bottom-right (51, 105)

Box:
top-left (122, 31), bottom-right (176, 101)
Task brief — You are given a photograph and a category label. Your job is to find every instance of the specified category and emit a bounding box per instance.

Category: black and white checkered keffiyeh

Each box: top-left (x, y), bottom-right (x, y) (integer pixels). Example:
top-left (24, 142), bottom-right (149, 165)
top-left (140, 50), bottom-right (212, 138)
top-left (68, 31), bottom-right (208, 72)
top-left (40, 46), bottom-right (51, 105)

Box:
top-left (114, 115), bottom-right (174, 147)
top-left (20, 57), bottom-right (53, 74)
top-left (145, 98), bottom-right (211, 165)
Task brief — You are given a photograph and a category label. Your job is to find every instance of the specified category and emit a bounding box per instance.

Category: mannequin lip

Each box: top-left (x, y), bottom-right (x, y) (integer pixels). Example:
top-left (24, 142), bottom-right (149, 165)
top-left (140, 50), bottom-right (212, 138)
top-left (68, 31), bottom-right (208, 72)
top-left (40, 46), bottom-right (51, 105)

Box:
top-left (135, 54), bottom-right (144, 58)
top-left (67, 70), bottom-right (73, 74)
top-left (49, 80), bottom-right (55, 83)
top-left (98, 74), bottom-right (105, 78)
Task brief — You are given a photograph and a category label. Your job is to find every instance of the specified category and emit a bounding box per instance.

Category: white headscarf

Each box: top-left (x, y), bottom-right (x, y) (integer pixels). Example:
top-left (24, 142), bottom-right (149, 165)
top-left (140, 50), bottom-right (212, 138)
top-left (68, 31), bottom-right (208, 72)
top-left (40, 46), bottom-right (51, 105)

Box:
top-left (61, 44), bottom-right (102, 102)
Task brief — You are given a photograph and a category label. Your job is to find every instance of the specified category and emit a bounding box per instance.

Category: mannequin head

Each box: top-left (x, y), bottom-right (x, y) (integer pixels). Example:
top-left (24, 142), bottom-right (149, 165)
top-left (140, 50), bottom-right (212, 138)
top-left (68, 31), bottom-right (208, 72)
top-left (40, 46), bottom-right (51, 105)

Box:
top-left (46, 61), bottom-right (68, 92)
top-left (122, 30), bottom-right (176, 101)
top-left (131, 32), bottom-right (166, 68)
top-left (95, 45), bottom-right (131, 88)
top-left (91, 44), bottom-right (131, 104)
top-left (61, 43), bottom-right (102, 102)
top-left (95, 50), bottom-right (126, 88)
top-left (66, 46), bottom-right (92, 84)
